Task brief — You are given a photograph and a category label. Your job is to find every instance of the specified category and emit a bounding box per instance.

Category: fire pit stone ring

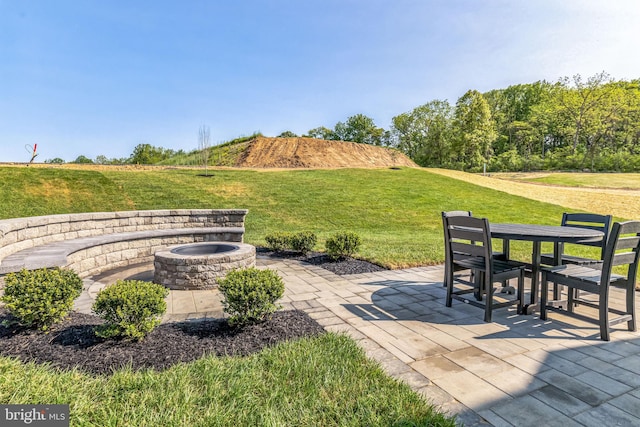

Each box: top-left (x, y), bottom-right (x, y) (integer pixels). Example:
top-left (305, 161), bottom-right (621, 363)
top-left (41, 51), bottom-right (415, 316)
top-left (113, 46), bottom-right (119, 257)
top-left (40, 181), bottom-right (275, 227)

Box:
top-left (153, 242), bottom-right (256, 290)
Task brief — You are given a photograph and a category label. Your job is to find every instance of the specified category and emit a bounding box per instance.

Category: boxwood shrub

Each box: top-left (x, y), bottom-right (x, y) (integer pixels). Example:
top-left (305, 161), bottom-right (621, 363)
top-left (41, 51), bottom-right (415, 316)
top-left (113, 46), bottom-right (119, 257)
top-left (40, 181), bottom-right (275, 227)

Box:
top-left (217, 267), bottom-right (285, 327)
top-left (0, 268), bottom-right (83, 331)
top-left (265, 231), bottom-right (317, 254)
top-left (289, 231), bottom-right (317, 254)
top-left (265, 232), bottom-right (291, 252)
top-left (325, 231), bottom-right (362, 260)
top-left (92, 280), bottom-right (168, 341)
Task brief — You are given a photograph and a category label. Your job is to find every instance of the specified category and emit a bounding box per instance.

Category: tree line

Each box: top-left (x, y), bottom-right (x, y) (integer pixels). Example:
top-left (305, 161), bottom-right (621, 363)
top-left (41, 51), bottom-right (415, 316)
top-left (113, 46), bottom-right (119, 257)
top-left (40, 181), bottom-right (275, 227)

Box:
top-left (51, 72), bottom-right (639, 172)
top-left (291, 72), bottom-right (640, 172)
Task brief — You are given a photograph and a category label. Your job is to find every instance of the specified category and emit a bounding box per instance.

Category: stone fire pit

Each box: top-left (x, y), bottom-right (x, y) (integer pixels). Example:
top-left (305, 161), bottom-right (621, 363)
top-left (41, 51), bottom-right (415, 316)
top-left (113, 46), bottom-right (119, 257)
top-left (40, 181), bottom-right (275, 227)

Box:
top-left (153, 242), bottom-right (256, 290)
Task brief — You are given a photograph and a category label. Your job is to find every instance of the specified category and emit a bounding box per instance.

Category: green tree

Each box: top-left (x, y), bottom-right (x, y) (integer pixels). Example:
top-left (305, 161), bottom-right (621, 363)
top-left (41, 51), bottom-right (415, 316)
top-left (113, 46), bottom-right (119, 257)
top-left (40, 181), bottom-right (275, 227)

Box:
top-left (556, 72), bottom-right (614, 153)
top-left (451, 90), bottom-right (497, 171)
top-left (484, 81), bottom-right (552, 157)
top-left (72, 155), bottom-right (94, 164)
top-left (333, 114), bottom-right (385, 145)
top-left (95, 155), bottom-right (109, 164)
top-left (277, 130), bottom-right (298, 138)
top-left (44, 157), bottom-right (65, 164)
top-left (306, 126), bottom-right (336, 140)
top-left (391, 100), bottom-right (453, 166)
top-left (128, 143), bottom-right (174, 164)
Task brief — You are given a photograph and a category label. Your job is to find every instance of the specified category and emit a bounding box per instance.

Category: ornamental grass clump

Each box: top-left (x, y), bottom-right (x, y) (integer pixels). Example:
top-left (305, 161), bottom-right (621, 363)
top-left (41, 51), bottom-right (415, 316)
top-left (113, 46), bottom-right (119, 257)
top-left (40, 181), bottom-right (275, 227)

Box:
top-left (217, 267), bottom-right (285, 327)
top-left (1, 268), bottom-right (83, 331)
top-left (92, 280), bottom-right (168, 341)
top-left (325, 231), bottom-right (362, 260)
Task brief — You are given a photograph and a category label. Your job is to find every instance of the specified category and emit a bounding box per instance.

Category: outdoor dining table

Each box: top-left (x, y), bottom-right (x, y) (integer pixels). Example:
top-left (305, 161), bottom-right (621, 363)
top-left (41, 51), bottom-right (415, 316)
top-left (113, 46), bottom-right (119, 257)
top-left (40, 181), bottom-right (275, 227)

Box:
top-left (490, 223), bottom-right (605, 314)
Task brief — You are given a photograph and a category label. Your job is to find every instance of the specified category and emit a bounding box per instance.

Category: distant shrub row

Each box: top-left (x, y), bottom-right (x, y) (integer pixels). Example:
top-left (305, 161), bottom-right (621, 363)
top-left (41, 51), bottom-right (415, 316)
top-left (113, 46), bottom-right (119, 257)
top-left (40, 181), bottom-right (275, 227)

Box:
top-left (265, 231), bottom-right (361, 260)
top-left (265, 231), bottom-right (317, 254)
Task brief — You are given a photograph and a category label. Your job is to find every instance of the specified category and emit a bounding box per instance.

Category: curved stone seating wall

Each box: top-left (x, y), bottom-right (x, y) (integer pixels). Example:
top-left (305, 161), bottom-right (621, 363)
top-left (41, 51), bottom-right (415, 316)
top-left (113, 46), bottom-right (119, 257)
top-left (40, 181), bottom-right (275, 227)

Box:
top-left (0, 209), bottom-right (247, 277)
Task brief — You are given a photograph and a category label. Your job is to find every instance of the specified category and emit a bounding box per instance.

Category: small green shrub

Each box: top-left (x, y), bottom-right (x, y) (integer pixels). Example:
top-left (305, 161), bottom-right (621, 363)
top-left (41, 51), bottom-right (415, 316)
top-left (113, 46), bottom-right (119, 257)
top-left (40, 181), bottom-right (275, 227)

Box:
top-left (217, 267), bottom-right (285, 327)
top-left (265, 231), bottom-right (317, 254)
top-left (289, 231), bottom-right (317, 254)
top-left (265, 232), bottom-right (291, 252)
top-left (325, 231), bottom-right (362, 260)
top-left (0, 268), bottom-right (83, 331)
top-left (92, 280), bottom-right (168, 341)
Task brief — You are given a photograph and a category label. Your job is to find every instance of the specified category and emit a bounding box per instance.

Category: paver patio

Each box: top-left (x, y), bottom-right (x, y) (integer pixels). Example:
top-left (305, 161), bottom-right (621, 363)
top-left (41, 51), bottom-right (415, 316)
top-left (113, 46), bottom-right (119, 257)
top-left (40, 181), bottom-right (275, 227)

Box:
top-left (78, 256), bottom-right (640, 427)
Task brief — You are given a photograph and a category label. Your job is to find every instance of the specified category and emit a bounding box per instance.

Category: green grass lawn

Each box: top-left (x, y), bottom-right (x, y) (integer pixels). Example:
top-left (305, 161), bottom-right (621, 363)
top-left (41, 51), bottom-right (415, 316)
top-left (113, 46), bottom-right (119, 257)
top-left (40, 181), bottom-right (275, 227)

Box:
top-left (1, 166), bottom-right (605, 268)
top-left (0, 165), bottom-right (626, 426)
top-left (0, 334), bottom-right (454, 426)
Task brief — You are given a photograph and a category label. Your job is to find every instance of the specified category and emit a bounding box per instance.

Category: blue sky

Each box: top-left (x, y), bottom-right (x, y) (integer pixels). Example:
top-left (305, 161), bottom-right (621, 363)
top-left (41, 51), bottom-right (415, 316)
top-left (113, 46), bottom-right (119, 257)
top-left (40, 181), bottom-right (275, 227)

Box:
top-left (1, 0), bottom-right (639, 162)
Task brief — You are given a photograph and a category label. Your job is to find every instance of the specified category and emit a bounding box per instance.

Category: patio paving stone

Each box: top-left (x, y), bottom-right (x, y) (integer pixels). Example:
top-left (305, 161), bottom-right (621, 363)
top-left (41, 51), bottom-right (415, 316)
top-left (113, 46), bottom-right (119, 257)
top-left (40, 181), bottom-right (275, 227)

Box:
top-left (81, 259), bottom-right (640, 426)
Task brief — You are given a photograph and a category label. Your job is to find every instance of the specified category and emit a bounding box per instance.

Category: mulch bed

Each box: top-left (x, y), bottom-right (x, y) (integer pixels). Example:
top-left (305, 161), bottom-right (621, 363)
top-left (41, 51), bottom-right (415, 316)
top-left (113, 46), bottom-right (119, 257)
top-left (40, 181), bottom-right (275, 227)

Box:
top-left (256, 248), bottom-right (387, 275)
top-left (0, 309), bottom-right (325, 376)
top-left (0, 253), bottom-right (384, 376)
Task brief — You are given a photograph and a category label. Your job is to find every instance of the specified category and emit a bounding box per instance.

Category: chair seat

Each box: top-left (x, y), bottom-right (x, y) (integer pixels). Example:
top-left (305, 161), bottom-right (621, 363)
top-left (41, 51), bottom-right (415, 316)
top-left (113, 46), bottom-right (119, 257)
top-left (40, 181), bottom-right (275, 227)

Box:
top-left (456, 257), bottom-right (527, 274)
top-left (542, 264), bottom-right (625, 286)
top-left (540, 253), bottom-right (604, 266)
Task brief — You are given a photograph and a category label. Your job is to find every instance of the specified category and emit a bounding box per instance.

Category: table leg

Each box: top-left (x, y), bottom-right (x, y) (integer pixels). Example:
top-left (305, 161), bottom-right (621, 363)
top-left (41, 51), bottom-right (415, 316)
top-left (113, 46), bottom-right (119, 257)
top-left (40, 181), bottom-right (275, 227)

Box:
top-left (553, 242), bottom-right (561, 300)
top-left (501, 239), bottom-right (510, 260)
top-left (548, 241), bottom-right (569, 310)
top-left (523, 241), bottom-right (541, 315)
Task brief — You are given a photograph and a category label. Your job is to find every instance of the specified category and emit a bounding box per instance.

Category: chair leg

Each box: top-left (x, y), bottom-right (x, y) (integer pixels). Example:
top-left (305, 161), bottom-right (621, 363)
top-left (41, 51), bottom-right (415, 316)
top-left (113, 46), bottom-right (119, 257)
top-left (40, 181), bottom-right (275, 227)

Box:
top-left (567, 285), bottom-right (575, 313)
top-left (627, 284), bottom-right (637, 332)
top-left (484, 281), bottom-right (493, 323)
top-left (599, 288), bottom-right (610, 341)
top-left (474, 272), bottom-right (484, 301)
top-left (517, 270), bottom-right (525, 314)
top-left (553, 282), bottom-right (561, 302)
top-left (445, 270), bottom-right (453, 308)
top-left (442, 263), bottom-right (449, 288)
top-left (540, 271), bottom-right (549, 321)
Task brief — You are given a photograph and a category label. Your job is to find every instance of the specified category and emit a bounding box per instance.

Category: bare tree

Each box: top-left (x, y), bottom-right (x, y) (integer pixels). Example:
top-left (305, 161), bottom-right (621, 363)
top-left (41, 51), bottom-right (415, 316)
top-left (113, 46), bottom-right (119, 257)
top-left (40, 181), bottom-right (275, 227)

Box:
top-left (198, 125), bottom-right (211, 176)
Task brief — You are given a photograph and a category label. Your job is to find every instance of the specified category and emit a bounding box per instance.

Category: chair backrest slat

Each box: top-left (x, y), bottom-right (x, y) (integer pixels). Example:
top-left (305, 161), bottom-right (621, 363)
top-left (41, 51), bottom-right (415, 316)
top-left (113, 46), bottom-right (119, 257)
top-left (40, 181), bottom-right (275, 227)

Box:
top-left (601, 221), bottom-right (640, 283)
top-left (616, 235), bottom-right (640, 251)
top-left (562, 213), bottom-right (612, 258)
top-left (442, 211), bottom-right (473, 264)
top-left (444, 210), bottom-right (473, 217)
top-left (443, 215), bottom-right (493, 271)
top-left (449, 227), bottom-right (484, 242)
top-left (612, 251), bottom-right (637, 267)
top-left (451, 241), bottom-right (485, 257)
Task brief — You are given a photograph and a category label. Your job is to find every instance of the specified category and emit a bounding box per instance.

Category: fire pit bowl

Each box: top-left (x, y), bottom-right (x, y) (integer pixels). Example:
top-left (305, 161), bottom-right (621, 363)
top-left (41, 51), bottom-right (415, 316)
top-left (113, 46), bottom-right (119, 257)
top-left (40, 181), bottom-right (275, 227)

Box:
top-left (153, 242), bottom-right (256, 290)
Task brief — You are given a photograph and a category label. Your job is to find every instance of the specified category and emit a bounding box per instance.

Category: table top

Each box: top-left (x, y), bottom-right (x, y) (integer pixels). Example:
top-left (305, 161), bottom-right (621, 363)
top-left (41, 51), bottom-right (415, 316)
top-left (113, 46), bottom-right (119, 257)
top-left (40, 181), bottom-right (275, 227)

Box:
top-left (490, 223), bottom-right (604, 244)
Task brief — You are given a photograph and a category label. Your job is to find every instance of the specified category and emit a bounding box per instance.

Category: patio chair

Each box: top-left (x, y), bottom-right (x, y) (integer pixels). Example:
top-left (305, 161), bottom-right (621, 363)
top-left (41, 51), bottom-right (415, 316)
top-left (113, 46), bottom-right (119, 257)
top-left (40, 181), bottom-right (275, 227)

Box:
top-left (442, 211), bottom-right (474, 289)
top-left (443, 215), bottom-right (525, 322)
top-left (540, 213), bottom-right (612, 267)
top-left (540, 220), bottom-right (640, 341)
top-left (540, 213), bottom-right (612, 302)
top-left (441, 211), bottom-right (507, 290)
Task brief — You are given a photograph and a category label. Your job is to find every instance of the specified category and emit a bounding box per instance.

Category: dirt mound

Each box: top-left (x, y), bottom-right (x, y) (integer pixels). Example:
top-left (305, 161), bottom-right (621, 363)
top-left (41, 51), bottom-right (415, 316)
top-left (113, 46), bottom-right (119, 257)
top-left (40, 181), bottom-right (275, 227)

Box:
top-left (235, 137), bottom-right (417, 168)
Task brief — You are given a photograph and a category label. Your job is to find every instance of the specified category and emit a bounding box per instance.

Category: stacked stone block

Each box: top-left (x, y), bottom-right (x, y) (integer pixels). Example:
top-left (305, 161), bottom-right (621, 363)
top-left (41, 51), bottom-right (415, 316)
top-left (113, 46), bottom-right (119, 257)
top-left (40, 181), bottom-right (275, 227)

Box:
top-left (0, 209), bottom-right (247, 277)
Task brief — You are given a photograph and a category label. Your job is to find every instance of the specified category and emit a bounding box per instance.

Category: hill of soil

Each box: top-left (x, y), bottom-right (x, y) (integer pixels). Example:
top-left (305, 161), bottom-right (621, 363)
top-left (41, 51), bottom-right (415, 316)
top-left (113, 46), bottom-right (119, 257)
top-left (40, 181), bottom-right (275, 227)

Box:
top-left (234, 137), bottom-right (417, 168)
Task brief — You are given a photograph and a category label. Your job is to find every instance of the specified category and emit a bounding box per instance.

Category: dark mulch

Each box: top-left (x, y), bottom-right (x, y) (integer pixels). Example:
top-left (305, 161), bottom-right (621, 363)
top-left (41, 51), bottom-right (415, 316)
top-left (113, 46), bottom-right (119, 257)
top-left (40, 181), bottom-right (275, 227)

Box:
top-left (0, 309), bottom-right (325, 376)
top-left (256, 248), bottom-right (387, 275)
top-left (0, 252), bottom-right (381, 376)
